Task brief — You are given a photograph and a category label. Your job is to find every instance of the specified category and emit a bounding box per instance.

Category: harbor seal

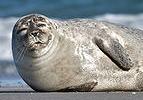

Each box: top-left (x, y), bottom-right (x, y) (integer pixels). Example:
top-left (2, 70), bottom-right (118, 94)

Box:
top-left (12, 14), bottom-right (143, 92)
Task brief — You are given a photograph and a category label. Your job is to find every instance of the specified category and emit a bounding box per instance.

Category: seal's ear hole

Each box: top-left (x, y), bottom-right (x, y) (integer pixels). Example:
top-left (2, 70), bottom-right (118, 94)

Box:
top-left (25, 22), bottom-right (30, 26)
top-left (48, 34), bottom-right (52, 40)
top-left (49, 27), bottom-right (52, 30)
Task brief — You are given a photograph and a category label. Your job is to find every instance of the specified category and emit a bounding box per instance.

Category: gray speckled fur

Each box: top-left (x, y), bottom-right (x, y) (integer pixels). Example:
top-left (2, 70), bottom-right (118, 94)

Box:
top-left (12, 14), bottom-right (143, 91)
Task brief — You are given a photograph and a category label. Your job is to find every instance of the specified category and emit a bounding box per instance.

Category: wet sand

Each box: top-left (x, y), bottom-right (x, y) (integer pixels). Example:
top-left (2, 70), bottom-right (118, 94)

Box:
top-left (0, 87), bottom-right (143, 100)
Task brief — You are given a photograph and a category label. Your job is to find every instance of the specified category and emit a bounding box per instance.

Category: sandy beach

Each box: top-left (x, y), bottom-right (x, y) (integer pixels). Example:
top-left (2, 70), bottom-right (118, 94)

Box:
top-left (0, 87), bottom-right (143, 100)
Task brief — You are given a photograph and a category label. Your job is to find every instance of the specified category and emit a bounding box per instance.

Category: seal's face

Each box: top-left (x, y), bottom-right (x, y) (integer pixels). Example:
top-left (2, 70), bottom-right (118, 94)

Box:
top-left (12, 14), bottom-right (57, 58)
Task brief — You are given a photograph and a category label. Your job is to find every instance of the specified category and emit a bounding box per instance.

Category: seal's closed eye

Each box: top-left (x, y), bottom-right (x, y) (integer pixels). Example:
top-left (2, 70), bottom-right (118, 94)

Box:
top-left (17, 28), bottom-right (27, 34)
top-left (37, 23), bottom-right (46, 27)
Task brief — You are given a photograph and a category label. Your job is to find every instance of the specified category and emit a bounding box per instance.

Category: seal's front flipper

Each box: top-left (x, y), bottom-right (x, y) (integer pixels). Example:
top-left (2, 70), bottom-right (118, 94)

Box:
top-left (93, 33), bottom-right (134, 71)
top-left (57, 81), bottom-right (97, 92)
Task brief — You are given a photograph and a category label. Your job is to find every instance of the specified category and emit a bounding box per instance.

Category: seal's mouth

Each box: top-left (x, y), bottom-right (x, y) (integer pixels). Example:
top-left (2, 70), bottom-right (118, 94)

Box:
top-left (29, 41), bottom-right (47, 51)
top-left (27, 31), bottom-right (52, 51)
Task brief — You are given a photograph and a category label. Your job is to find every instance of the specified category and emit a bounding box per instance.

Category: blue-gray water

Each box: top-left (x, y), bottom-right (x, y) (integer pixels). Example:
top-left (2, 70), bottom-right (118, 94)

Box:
top-left (0, 0), bottom-right (143, 87)
top-left (0, 0), bottom-right (143, 18)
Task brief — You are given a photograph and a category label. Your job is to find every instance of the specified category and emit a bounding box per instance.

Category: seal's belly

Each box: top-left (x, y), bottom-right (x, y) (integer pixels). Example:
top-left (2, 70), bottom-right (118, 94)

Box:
top-left (19, 40), bottom-right (85, 91)
top-left (19, 56), bottom-right (82, 91)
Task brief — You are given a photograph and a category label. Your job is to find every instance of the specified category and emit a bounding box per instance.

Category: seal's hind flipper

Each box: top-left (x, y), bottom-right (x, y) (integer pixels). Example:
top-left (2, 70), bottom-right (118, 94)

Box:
top-left (57, 81), bottom-right (97, 92)
top-left (93, 33), bottom-right (134, 71)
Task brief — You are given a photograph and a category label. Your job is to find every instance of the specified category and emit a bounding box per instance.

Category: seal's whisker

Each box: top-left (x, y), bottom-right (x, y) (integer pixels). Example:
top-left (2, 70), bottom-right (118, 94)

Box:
top-left (15, 47), bottom-right (25, 62)
top-left (20, 47), bottom-right (27, 62)
top-left (15, 46), bottom-right (24, 51)
top-left (15, 47), bottom-right (24, 58)
top-left (15, 47), bottom-right (26, 63)
top-left (14, 43), bottom-right (22, 49)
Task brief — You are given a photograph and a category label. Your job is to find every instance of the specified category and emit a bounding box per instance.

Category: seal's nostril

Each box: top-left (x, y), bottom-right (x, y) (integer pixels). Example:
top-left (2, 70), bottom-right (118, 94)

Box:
top-left (31, 32), bottom-right (39, 37)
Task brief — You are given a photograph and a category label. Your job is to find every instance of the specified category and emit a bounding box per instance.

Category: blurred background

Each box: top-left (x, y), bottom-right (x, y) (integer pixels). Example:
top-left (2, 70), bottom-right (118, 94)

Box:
top-left (0, 0), bottom-right (143, 87)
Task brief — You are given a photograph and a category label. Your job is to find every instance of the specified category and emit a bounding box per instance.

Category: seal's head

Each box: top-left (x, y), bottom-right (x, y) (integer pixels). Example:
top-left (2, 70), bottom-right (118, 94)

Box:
top-left (12, 14), bottom-right (58, 60)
